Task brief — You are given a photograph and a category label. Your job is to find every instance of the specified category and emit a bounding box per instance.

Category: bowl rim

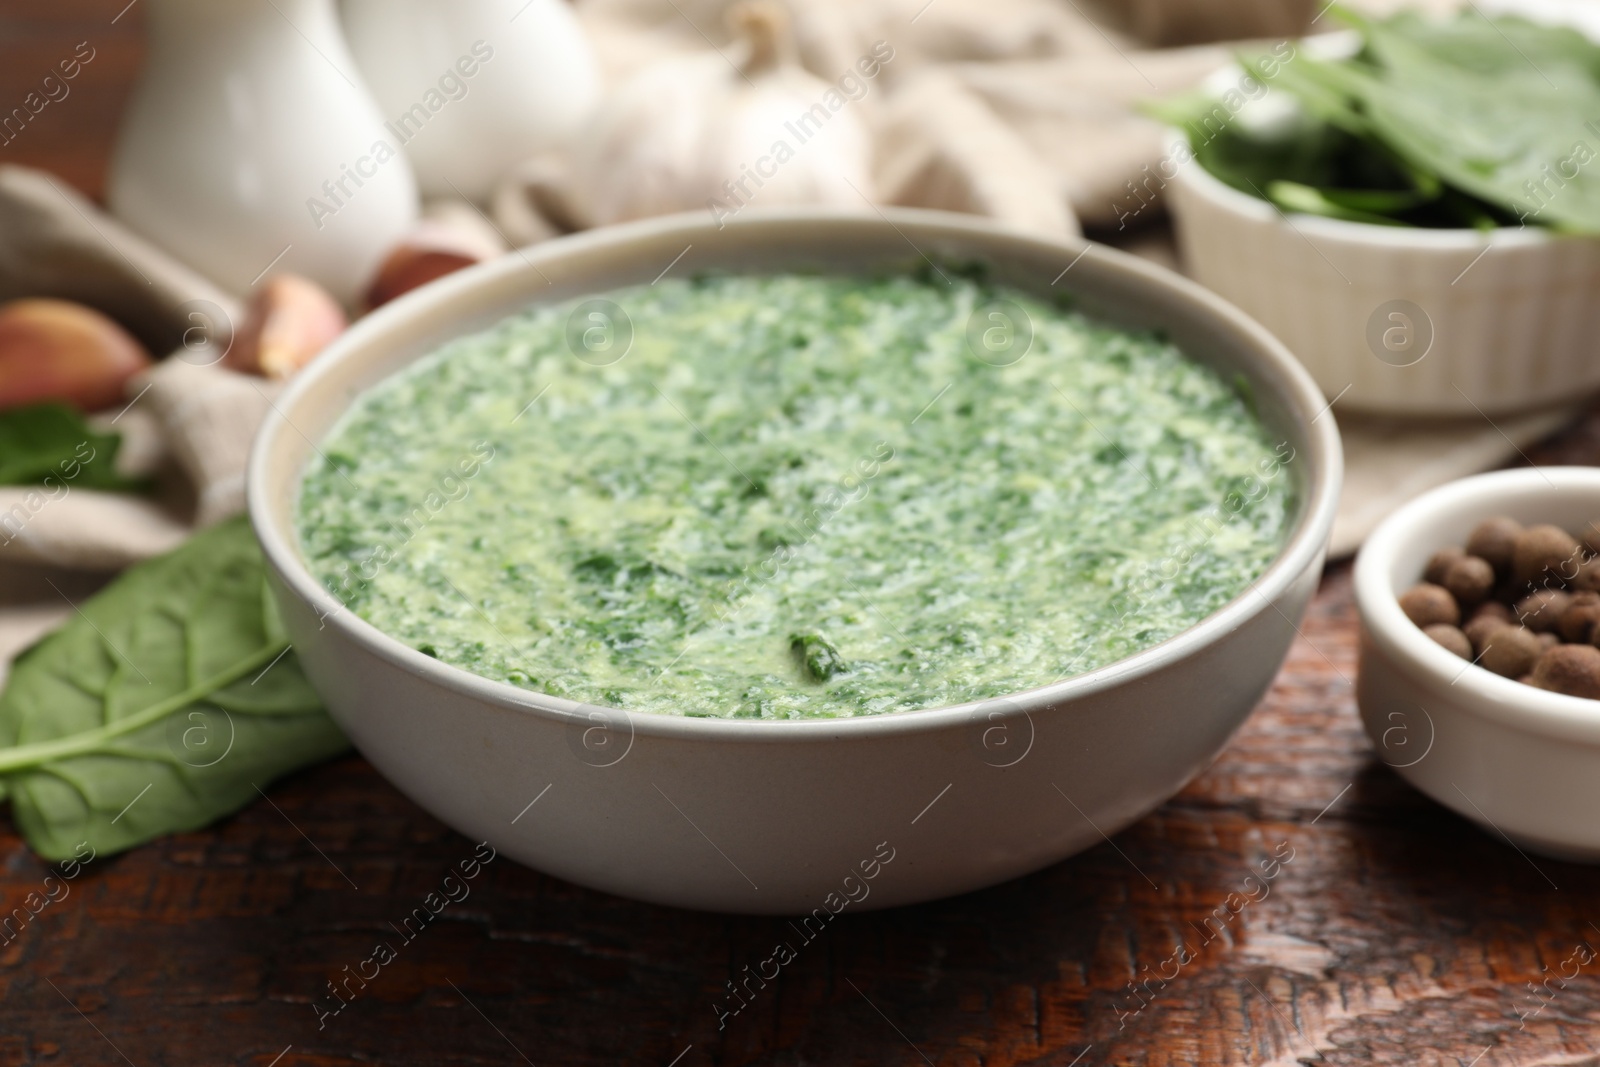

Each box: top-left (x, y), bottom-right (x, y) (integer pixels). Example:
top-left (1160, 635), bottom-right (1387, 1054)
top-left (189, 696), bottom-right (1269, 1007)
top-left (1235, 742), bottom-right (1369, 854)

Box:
top-left (248, 206), bottom-right (1342, 742)
top-left (1354, 465), bottom-right (1600, 743)
top-left (1164, 127), bottom-right (1559, 250)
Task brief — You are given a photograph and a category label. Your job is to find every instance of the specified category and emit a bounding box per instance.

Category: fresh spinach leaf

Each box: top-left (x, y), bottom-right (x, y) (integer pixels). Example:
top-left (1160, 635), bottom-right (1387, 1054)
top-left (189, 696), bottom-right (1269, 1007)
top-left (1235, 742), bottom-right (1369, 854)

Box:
top-left (0, 516), bottom-right (348, 861)
top-left (1330, 7), bottom-right (1600, 231)
top-left (0, 403), bottom-right (144, 492)
top-left (1378, 7), bottom-right (1600, 80)
top-left (1159, 4), bottom-right (1600, 232)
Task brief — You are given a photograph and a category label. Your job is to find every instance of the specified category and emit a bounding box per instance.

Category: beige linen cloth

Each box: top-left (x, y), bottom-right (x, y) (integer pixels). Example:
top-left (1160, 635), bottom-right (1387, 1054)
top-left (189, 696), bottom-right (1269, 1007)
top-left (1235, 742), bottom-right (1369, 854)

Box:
top-left (0, 167), bottom-right (270, 670)
top-left (0, 0), bottom-right (1574, 679)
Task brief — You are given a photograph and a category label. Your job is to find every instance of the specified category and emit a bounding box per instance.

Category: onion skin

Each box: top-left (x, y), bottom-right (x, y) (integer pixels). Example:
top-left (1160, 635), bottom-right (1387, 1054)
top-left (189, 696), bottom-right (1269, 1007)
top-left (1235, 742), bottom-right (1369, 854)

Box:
top-left (0, 298), bottom-right (154, 413)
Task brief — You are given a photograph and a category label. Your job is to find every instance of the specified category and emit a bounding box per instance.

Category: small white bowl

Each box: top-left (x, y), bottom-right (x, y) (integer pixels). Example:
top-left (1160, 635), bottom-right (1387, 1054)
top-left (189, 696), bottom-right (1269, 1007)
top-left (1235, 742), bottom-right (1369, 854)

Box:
top-left (1166, 133), bottom-right (1600, 417)
top-left (1355, 467), bottom-right (1600, 862)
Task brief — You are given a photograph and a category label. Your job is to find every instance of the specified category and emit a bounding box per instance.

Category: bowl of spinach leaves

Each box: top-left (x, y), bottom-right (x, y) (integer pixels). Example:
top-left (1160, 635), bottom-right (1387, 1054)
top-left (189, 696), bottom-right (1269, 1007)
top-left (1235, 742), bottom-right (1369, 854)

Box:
top-left (1154, 2), bottom-right (1600, 417)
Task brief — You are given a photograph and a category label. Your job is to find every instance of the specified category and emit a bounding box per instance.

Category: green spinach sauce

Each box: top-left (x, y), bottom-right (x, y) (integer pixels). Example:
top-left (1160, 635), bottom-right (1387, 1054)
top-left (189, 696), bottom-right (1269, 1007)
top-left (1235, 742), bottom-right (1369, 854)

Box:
top-left (297, 273), bottom-right (1294, 719)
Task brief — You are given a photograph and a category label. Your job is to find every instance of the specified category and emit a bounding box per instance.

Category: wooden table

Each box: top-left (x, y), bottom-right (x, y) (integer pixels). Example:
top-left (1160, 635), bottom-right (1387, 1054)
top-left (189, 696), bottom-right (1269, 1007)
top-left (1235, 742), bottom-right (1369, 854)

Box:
top-left (5, 4), bottom-right (1600, 1064)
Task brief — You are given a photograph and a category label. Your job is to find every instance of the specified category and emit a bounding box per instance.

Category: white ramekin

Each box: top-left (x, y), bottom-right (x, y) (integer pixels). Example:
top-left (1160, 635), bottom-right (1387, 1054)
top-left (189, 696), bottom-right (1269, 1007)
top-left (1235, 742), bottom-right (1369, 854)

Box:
top-left (1167, 134), bottom-right (1600, 417)
top-left (1355, 467), bottom-right (1600, 862)
top-left (252, 209), bottom-right (1341, 913)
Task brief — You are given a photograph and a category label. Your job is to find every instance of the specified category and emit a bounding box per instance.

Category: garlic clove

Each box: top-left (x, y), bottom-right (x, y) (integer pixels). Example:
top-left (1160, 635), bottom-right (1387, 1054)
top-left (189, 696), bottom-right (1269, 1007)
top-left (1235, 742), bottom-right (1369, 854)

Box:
top-left (364, 219), bottom-right (502, 309)
top-left (224, 274), bottom-right (347, 381)
top-left (0, 298), bottom-right (154, 412)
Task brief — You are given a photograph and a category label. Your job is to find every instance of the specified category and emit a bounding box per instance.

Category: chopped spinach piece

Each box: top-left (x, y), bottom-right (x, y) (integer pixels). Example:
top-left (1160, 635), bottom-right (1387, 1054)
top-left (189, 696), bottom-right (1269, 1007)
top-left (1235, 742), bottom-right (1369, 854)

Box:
top-left (790, 633), bottom-right (847, 683)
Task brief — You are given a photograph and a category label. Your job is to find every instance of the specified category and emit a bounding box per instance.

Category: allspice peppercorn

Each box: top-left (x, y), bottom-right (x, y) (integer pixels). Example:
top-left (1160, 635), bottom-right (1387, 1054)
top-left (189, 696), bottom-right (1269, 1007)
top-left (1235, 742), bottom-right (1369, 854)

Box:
top-left (1479, 626), bottom-right (1542, 678)
top-left (1464, 614), bottom-right (1510, 654)
top-left (1575, 556), bottom-right (1600, 593)
top-left (1561, 591), bottom-right (1600, 644)
top-left (1422, 624), bottom-right (1472, 659)
top-left (1399, 583), bottom-right (1459, 628)
top-left (1424, 546), bottom-right (1466, 585)
top-left (1440, 555), bottom-right (1495, 607)
top-left (1515, 589), bottom-right (1572, 633)
top-left (1512, 524), bottom-right (1582, 587)
top-left (1581, 519), bottom-right (1600, 557)
top-left (1529, 644), bottom-right (1600, 699)
top-left (1465, 515), bottom-right (1522, 575)
top-left (1470, 600), bottom-right (1514, 625)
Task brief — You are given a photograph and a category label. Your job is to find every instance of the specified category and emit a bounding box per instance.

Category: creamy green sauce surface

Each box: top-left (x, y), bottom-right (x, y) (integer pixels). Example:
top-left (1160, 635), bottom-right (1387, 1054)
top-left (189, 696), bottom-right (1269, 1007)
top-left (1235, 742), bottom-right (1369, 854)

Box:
top-left (297, 273), bottom-right (1294, 719)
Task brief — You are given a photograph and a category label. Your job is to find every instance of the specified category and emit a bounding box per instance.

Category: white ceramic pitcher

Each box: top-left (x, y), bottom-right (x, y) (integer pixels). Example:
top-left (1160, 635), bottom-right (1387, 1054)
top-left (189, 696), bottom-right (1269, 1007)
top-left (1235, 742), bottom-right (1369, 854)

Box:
top-left (341, 0), bottom-right (602, 201)
top-left (108, 0), bottom-right (418, 306)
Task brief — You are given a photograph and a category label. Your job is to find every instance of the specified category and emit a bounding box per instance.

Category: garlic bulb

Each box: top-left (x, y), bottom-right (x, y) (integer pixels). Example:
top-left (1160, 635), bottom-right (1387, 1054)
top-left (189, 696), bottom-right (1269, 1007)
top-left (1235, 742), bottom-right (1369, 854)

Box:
top-left (569, 0), bottom-right (875, 227)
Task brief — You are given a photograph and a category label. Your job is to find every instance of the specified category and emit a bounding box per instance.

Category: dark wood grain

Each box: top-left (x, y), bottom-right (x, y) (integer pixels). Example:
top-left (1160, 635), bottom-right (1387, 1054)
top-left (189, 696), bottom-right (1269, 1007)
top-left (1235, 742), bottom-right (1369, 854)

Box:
top-left (13, 557), bottom-right (1600, 1067)
top-left (0, 0), bottom-right (143, 200)
top-left (6, 2), bottom-right (1600, 1063)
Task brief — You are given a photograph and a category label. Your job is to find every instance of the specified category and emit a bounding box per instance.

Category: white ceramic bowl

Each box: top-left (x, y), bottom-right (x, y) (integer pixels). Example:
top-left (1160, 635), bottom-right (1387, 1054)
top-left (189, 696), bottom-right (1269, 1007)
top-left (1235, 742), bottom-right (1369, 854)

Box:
top-left (1356, 467), bottom-right (1600, 862)
top-left (249, 209), bottom-right (1341, 913)
top-left (1167, 134), bottom-right (1600, 417)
